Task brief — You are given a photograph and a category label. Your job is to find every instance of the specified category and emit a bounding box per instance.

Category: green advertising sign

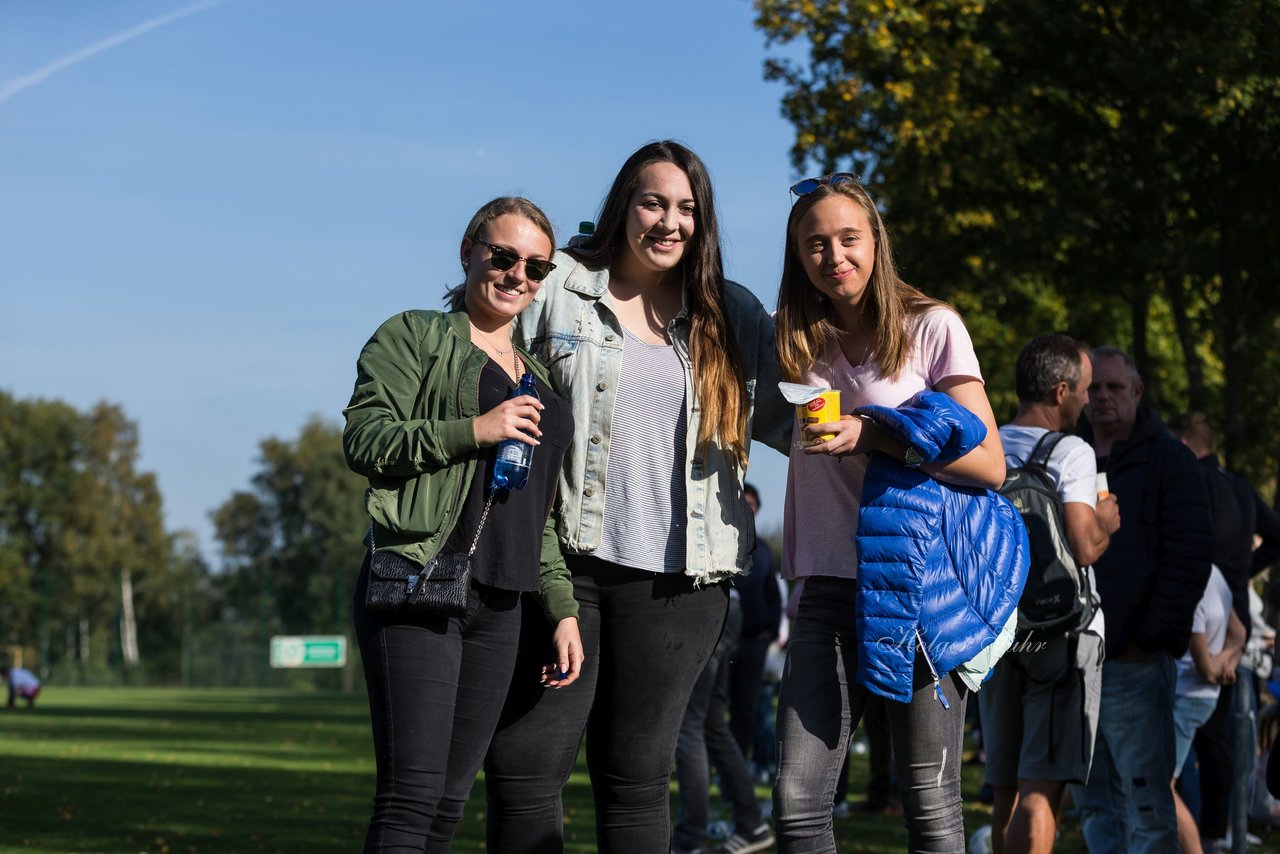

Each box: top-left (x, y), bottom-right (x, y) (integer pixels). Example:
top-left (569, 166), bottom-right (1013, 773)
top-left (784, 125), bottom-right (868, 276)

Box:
top-left (270, 635), bottom-right (348, 669)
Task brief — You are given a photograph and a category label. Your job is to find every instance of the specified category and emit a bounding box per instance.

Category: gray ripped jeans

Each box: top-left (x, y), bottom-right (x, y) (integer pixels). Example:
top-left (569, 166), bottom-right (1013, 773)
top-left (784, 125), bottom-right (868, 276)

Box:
top-left (773, 577), bottom-right (968, 853)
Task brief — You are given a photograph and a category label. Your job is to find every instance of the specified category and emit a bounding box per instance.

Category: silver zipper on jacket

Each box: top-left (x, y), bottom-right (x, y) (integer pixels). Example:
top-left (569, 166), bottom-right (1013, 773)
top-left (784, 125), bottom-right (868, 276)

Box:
top-left (915, 628), bottom-right (951, 710)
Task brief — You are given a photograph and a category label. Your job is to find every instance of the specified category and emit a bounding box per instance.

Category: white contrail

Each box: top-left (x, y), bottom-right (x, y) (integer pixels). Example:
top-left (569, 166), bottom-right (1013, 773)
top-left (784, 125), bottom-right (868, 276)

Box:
top-left (0, 0), bottom-right (225, 106)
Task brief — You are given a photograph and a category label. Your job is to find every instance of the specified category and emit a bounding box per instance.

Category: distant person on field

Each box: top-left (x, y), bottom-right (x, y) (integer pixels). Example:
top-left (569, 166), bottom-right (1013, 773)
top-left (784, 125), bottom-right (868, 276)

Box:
top-left (979, 334), bottom-right (1119, 854)
top-left (3, 666), bottom-right (40, 708)
top-left (343, 196), bottom-right (580, 852)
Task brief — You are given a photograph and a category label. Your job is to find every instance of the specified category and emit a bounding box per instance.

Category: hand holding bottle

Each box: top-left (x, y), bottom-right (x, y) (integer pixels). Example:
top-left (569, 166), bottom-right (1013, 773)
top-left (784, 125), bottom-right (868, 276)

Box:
top-left (490, 374), bottom-right (541, 491)
top-left (473, 394), bottom-right (543, 447)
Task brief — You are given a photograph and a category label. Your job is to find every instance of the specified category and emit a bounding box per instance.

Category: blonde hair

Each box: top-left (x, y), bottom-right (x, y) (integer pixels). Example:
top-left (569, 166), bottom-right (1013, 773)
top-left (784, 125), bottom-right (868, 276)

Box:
top-left (444, 196), bottom-right (556, 311)
top-left (774, 180), bottom-right (947, 382)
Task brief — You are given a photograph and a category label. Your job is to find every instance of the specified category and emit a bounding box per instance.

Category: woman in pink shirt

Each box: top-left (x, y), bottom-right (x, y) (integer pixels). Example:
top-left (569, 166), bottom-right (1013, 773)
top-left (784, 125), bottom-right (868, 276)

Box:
top-left (770, 173), bottom-right (1004, 852)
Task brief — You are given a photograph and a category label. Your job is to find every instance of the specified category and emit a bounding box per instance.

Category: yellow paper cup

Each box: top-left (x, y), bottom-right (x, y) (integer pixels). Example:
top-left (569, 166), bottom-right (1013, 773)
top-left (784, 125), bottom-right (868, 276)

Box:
top-left (798, 390), bottom-right (841, 446)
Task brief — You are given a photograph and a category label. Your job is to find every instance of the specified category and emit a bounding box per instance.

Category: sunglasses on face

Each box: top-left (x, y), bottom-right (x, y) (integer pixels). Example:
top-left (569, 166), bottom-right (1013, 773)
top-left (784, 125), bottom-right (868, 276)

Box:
top-left (789, 172), bottom-right (862, 197)
top-left (473, 239), bottom-right (556, 282)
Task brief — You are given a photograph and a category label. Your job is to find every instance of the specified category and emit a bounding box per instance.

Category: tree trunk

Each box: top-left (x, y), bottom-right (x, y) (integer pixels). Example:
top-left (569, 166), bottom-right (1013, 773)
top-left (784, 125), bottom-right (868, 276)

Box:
top-left (1130, 289), bottom-right (1153, 404)
top-left (119, 569), bottom-right (139, 667)
top-left (1167, 278), bottom-right (1207, 411)
top-left (79, 615), bottom-right (89, 661)
top-left (1220, 168), bottom-right (1247, 469)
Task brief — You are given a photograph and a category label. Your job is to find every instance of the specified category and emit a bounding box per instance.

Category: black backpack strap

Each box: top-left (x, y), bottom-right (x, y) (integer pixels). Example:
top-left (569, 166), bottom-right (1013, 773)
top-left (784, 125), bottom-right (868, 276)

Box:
top-left (1027, 431), bottom-right (1067, 469)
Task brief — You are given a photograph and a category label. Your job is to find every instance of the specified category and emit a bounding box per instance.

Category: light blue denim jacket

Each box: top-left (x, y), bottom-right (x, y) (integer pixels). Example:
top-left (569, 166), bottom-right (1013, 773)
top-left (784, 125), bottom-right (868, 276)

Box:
top-left (518, 250), bottom-right (791, 584)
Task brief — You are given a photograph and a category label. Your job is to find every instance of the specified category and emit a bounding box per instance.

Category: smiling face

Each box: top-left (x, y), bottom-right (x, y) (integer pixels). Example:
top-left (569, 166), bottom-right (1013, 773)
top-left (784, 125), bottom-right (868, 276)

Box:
top-left (460, 213), bottom-right (553, 326)
top-left (618, 161), bottom-right (697, 278)
top-left (794, 194), bottom-right (877, 314)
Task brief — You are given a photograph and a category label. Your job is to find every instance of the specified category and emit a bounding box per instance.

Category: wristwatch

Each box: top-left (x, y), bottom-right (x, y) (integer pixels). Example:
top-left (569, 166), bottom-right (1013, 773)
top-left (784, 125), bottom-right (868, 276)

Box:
top-left (903, 446), bottom-right (925, 468)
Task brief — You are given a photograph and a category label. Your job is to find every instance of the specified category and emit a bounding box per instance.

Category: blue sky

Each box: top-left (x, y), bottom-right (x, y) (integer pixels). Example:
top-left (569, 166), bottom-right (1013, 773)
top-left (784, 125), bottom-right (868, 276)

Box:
top-left (0, 0), bottom-right (808, 559)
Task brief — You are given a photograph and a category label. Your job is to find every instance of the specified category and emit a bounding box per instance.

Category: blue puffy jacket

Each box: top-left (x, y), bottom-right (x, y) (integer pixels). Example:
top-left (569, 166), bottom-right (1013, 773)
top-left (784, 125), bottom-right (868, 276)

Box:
top-left (854, 391), bottom-right (1029, 705)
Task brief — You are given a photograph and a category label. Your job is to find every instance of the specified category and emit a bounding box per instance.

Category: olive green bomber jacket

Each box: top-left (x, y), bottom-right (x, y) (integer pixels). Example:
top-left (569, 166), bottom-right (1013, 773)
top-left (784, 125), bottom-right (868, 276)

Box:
top-left (342, 309), bottom-right (577, 623)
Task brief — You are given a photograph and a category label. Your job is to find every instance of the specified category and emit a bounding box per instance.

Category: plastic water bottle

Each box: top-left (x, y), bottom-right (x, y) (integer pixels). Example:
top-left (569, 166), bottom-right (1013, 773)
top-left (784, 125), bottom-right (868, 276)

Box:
top-left (490, 373), bottom-right (539, 491)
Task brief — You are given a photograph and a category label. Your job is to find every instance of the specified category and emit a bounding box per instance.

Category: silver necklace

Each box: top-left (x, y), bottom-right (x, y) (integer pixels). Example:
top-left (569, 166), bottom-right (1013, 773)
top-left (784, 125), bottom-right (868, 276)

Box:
top-left (471, 321), bottom-right (520, 376)
top-left (471, 321), bottom-right (512, 356)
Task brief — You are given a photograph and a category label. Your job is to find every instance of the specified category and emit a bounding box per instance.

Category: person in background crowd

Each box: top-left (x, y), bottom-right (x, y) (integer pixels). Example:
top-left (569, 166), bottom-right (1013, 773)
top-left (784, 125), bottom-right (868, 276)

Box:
top-left (980, 334), bottom-right (1119, 854)
top-left (1168, 411), bottom-right (1280, 851)
top-left (484, 141), bottom-right (790, 854)
top-left (728, 483), bottom-right (783, 771)
top-left (343, 197), bottom-right (580, 853)
top-left (1172, 565), bottom-right (1245, 853)
top-left (1069, 346), bottom-right (1212, 854)
top-left (672, 567), bottom-right (774, 854)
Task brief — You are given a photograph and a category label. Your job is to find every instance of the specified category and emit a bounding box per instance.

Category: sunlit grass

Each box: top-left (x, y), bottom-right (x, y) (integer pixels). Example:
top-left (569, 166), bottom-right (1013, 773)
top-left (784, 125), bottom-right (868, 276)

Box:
top-left (0, 687), bottom-right (1091, 852)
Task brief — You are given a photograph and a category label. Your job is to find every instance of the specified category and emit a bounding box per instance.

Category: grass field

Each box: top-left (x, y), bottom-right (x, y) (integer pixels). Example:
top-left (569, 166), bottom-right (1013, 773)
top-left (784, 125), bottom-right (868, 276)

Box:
top-left (0, 687), bottom-right (1088, 853)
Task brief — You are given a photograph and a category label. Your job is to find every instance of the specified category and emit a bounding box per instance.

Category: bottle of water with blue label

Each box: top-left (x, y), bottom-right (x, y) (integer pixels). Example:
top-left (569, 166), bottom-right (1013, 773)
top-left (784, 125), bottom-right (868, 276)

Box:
top-left (490, 373), bottom-right (539, 491)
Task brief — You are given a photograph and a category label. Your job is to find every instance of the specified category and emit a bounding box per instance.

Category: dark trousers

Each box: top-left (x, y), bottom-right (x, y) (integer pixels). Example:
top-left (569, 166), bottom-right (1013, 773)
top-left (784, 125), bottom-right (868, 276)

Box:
top-left (485, 557), bottom-right (729, 853)
top-left (862, 696), bottom-right (895, 805)
top-left (1192, 679), bottom-right (1234, 839)
top-left (354, 560), bottom-right (521, 853)
top-left (674, 596), bottom-right (764, 848)
top-left (729, 636), bottom-right (772, 761)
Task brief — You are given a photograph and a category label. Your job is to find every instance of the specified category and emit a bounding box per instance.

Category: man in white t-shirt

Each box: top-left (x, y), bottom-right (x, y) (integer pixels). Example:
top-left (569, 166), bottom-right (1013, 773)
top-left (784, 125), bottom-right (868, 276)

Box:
top-left (979, 335), bottom-right (1121, 854)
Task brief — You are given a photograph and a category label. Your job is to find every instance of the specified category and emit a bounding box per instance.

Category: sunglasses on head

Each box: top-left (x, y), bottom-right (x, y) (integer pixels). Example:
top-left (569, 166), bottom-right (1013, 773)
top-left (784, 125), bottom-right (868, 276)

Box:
top-left (789, 172), bottom-right (862, 197)
top-left (473, 239), bottom-right (557, 282)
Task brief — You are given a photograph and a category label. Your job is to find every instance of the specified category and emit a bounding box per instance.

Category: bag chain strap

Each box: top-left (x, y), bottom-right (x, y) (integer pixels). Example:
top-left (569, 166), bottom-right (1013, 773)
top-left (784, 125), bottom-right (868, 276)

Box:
top-left (369, 491), bottom-right (498, 559)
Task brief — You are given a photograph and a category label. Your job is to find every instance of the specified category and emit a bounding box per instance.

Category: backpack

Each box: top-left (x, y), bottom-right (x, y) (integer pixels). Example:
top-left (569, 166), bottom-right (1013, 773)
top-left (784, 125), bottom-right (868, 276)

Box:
top-left (999, 432), bottom-right (1096, 633)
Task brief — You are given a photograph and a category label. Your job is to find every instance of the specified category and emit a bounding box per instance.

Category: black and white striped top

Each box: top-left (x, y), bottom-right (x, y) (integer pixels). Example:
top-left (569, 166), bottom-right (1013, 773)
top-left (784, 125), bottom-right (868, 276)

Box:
top-left (593, 327), bottom-right (688, 573)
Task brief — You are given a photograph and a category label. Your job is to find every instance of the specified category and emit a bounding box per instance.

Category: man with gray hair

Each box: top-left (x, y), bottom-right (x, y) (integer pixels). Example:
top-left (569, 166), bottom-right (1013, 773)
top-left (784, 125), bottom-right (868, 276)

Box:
top-left (1069, 346), bottom-right (1212, 853)
top-left (981, 334), bottom-right (1119, 854)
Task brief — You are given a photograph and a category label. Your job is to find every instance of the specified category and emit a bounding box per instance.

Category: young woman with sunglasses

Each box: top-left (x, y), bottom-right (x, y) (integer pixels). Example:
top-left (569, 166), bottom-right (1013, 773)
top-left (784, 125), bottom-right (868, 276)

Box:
top-left (770, 174), bottom-right (1006, 852)
top-left (343, 197), bottom-right (582, 853)
top-left (482, 141), bottom-right (790, 853)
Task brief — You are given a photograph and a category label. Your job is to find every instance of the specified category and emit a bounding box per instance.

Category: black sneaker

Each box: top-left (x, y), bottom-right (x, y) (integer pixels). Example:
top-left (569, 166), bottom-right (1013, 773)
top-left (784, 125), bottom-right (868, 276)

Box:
top-left (713, 822), bottom-right (775, 853)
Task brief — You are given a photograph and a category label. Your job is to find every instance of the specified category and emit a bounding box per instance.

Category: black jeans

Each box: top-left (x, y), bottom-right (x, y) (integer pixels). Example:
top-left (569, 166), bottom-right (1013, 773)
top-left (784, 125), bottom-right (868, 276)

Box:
top-left (1191, 679), bottom-right (1234, 838)
top-left (354, 558), bottom-right (521, 853)
top-left (673, 595), bottom-right (764, 849)
top-left (728, 636), bottom-right (772, 761)
top-left (485, 556), bottom-right (729, 853)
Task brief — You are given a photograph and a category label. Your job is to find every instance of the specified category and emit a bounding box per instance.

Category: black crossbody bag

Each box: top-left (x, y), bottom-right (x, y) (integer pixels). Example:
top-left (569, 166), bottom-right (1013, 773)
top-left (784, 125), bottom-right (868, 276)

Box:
top-left (365, 494), bottom-right (495, 617)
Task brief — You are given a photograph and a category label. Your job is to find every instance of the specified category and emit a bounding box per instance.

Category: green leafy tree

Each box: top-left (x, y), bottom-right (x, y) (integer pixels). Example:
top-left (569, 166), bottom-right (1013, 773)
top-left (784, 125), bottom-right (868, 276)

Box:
top-left (0, 393), bottom-right (174, 678)
top-left (212, 416), bottom-right (368, 641)
top-left (755, 0), bottom-right (1280, 478)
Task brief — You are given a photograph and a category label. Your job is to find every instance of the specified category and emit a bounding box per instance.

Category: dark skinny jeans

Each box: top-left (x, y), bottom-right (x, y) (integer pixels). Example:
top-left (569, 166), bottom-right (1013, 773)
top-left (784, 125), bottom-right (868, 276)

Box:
top-left (354, 559), bottom-right (521, 853)
top-left (484, 556), bottom-right (729, 853)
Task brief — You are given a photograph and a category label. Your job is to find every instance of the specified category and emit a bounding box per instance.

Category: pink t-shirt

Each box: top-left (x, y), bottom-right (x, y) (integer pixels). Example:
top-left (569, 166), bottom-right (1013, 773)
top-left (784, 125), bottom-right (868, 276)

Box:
top-left (782, 307), bottom-right (983, 580)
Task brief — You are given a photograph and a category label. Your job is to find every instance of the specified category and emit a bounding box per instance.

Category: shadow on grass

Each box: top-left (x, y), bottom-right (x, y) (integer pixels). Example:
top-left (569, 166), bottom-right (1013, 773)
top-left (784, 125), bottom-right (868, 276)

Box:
top-left (0, 687), bottom-right (1090, 853)
top-left (2, 753), bottom-right (369, 853)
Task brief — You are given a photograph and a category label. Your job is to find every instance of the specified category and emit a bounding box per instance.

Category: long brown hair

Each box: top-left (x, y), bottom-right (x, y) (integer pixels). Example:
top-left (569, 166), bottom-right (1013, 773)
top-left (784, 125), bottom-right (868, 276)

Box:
top-left (775, 179), bottom-right (947, 383)
top-left (573, 141), bottom-right (749, 465)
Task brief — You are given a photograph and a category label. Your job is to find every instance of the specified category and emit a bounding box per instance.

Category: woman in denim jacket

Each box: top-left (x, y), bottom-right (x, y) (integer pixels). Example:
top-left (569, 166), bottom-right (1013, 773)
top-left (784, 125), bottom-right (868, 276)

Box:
top-left (484, 141), bottom-right (790, 853)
